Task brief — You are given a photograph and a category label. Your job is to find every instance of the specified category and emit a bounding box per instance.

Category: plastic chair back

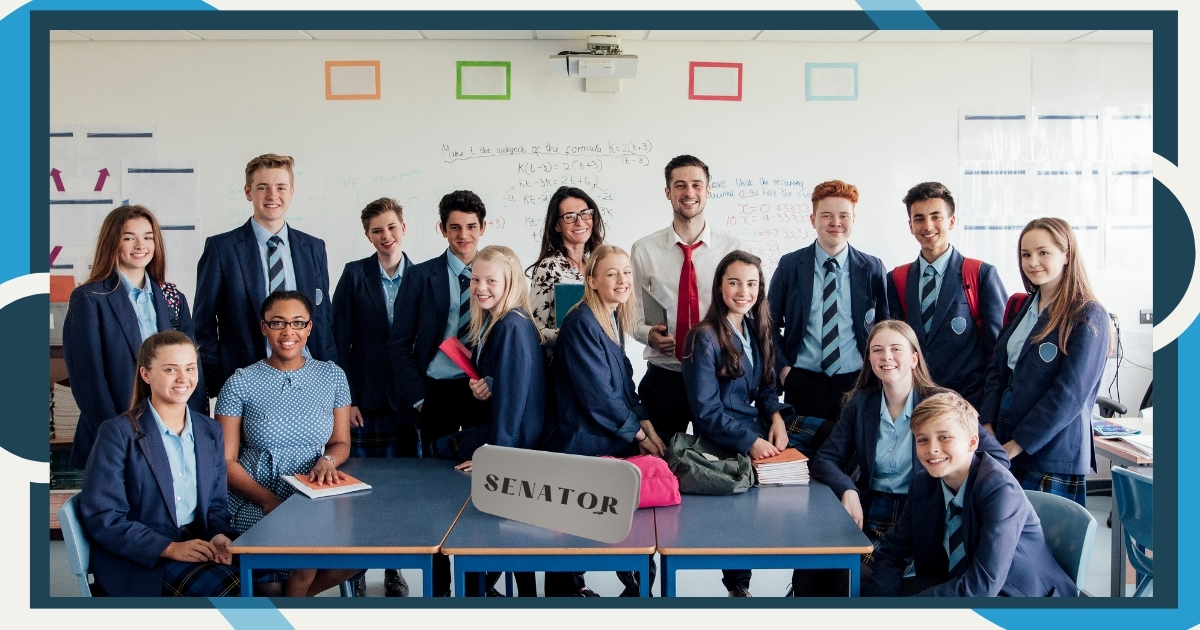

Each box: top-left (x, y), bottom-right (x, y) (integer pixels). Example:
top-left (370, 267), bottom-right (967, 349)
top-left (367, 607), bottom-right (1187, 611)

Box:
top-left (1023, 489), bottom-right (1097, 590)
top-left (1112, 466), bottom-right (1154, 595)
top-left (57, 493), bottom-right (92, 597)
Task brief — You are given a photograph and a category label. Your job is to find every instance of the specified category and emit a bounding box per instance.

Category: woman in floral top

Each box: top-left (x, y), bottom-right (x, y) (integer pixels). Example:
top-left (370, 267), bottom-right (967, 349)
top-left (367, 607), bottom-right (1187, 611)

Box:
top-left (525, 186), bottom-right (607, 348)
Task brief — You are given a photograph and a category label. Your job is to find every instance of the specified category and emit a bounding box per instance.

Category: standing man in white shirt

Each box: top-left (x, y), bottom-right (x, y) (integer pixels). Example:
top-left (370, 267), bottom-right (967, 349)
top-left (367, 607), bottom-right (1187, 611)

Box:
top-left (631, 155), bottom-right (746, 443)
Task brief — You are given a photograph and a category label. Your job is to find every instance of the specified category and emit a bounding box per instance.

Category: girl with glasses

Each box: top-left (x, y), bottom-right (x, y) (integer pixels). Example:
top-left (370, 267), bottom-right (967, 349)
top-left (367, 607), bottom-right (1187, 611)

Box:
top-left (525, 186), bottom-right (606, 348)
top-left (214, 290), bottom-right (361, 596)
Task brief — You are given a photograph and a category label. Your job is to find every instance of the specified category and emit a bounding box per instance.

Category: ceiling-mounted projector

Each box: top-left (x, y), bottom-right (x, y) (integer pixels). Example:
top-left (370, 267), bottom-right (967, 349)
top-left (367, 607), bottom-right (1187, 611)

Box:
top-left (550, 35), bottom-right (638, 79)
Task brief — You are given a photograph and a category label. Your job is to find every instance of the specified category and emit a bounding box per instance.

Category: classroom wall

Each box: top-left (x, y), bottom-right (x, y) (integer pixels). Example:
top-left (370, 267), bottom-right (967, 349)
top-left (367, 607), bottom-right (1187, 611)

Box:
top-left (47, 35), bottom-right (1154, 411)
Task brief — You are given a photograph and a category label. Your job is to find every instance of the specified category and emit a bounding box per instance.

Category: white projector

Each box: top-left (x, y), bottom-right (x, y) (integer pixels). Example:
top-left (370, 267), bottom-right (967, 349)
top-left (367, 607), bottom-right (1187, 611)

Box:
top-left (550, 35), bottom-right (638, 79)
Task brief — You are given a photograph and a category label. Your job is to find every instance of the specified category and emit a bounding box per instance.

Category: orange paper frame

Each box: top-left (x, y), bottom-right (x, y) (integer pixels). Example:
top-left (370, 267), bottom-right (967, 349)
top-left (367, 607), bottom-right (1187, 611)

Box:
top-left (325, 60), bottom-right (381, 100)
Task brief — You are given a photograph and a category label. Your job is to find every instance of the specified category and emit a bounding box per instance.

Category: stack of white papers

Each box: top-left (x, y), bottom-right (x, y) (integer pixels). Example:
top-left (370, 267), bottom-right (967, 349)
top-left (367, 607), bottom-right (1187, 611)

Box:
top-left (52, 382), bottom-right (80, 440)
top-left (1119, 434), bottom-right (1153, 458)
top-left (752, 448), bottom-right (810, 486)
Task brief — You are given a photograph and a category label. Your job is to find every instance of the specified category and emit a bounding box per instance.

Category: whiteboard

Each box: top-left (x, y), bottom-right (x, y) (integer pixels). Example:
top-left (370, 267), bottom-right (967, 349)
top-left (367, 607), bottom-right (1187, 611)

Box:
top-left (48, 36), bottom-right (1154, 404)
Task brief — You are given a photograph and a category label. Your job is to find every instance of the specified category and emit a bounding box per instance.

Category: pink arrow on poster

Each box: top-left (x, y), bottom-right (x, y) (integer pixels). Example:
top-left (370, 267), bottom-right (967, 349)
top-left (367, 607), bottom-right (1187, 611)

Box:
top-left (94, 168), bottom-right (110, 191)
top-left (50, 246), bottom-right (62, 266)
top-left (50, 168), bottom-right (64, 192)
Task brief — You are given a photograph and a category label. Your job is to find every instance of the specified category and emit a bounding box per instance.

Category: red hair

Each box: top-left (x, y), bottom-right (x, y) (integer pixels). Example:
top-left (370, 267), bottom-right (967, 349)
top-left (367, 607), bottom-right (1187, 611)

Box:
top-left (811, 180), bottom-right (859, 207)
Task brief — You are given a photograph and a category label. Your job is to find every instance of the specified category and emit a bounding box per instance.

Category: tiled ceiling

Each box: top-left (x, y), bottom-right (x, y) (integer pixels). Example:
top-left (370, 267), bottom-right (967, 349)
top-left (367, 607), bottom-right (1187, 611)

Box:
top-left (50, 30), bottom-right (1153, 43)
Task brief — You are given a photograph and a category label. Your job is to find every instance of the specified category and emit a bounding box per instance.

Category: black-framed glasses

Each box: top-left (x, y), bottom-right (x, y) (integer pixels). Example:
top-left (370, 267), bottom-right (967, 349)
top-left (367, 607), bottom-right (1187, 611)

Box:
top-left (263, 320), bottom-right (311, 330)
top-left (558, 208), bottom-right (595, 224)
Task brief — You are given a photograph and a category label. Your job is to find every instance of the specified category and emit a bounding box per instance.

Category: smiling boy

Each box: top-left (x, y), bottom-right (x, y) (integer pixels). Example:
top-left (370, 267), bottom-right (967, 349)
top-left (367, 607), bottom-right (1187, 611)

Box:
top-left (862, 392), bottom-right (1077, 597)
top-left (194, 153), bottom-right (335, 396)
top-left (767, 180), bottom-right (888, 454)
top-left (886, 182), bottom-right (1007, 409)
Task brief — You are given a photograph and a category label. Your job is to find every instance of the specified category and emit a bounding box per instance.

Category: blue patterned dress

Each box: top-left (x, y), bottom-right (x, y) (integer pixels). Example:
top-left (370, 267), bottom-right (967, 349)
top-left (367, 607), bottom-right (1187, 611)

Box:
top-left (215, 358), bottom-right (351, 533)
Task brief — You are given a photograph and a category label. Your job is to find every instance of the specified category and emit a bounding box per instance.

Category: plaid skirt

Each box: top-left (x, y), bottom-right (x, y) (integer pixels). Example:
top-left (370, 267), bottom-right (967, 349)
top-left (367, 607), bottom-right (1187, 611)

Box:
top-left (161, 560), bottom-right (239, 597)
top-left (862, 490), bottom-right (907, 564)
top-left (350, 408), bottom-right (419, 458)
top-left (785, 415), bottom-right (834, 454)
top-left (1014, 468), bottom-right (1087, 507)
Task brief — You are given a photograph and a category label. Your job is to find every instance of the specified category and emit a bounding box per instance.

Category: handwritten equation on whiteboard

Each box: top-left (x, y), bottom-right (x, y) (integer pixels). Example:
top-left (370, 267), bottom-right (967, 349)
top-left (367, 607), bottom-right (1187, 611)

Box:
top-left (441, 139), bottom-right (654, 244)
top-left (710, 177), bottom-right (816, 276)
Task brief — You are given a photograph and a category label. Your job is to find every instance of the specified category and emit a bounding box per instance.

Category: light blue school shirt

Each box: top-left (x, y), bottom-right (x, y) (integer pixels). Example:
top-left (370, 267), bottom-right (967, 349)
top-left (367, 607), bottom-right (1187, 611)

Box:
top-left (148, 402), bottom-right (198, 527)
top-left (795, 245), bottom-right (862, 374)
top-left (119, 272), bottom-right (158, 341)
top-left (942, 479), bottom-right (968, 561)
top-left (380, 260), bottom-right (404, 326)
top-left (425, 249), bottom-right (470, 380)
top-left (1006, 294), bottom-right (1042, 371)
top-left (251, 220), bottom-right (311, 359)
top-left (917, 247), bottom-right (954, 309)
top-left (728, 316), bottom-right (754, 371)
top-left (870, 389), bottom-right (915, 494)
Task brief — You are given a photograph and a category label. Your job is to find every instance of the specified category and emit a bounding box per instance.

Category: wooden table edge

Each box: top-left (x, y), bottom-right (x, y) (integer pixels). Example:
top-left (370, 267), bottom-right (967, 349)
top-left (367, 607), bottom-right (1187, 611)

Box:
top-left (656, 546), bottom-right (873, 556)
top-left (440, 545), bottom-right (658, 556)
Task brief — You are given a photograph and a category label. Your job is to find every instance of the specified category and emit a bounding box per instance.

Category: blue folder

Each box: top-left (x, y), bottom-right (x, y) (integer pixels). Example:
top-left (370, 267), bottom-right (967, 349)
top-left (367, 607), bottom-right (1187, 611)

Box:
top-left (555, 283), bottom-right (586, 328)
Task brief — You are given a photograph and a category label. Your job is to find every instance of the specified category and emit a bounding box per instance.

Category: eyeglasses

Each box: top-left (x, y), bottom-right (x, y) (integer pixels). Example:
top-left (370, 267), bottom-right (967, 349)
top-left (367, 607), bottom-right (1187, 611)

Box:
top-left (263, 320), bottom-right (311, 330)
top-left (558, 208), bottom-right (595, 224)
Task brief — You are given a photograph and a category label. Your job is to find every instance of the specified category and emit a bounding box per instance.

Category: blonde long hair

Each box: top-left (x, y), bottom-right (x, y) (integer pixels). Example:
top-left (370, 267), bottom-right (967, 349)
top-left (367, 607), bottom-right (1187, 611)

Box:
top-left (1019, 217), bottom-right (1100, 352)
top-left (468, 245), bottom-right (533, 346)
top-left (580, 245), bottom-right (638, 344)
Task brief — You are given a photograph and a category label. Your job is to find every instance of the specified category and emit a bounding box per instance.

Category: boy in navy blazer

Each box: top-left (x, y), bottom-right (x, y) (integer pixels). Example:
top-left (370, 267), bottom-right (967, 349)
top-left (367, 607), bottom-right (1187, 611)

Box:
top-left (333, 197), bottom-right (415, 597)
top-left (768, 180), bottom-right (887, 452)
top-left (863, 392), bottom-right (1077, 597)
top-left (193, 154), bottom-right (335, 397)
top-left (887, 182), bottom-right (1006, 409)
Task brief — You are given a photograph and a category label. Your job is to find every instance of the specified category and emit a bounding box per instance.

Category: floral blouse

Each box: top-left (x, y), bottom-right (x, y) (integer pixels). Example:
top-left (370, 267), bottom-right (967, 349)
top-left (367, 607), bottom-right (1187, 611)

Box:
top-left (529, 252), bottom-right (586, 347)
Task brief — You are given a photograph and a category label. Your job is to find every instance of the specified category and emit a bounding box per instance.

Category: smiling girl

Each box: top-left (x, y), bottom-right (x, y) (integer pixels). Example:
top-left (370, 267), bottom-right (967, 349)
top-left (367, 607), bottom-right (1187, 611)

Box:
top-left (215, 290), bottom-right (361, 596)
top-left (64, 205), bottom-right (207, 470)
top-left (81, 331), bottom-right (239, 597)
top-left (798, 320), bottom-right (1008, 596)
top-left (681, 250), bottom-right (793, 597)
top-left (979, 218), bottom-right (1110, 507)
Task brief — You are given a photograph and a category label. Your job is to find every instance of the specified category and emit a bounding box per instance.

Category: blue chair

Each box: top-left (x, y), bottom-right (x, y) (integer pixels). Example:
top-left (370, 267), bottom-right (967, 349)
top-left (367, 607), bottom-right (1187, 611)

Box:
top-left (1112, 466), bottom-right (1153, 596)
top-left (1024, 489), bottom-right (1097, 594)
top-left (57, 493), bottom-right (92, 597)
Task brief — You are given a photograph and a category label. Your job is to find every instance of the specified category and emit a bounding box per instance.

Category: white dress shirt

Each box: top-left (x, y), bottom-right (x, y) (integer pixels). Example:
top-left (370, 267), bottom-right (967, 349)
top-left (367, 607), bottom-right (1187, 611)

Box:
top-left (631, 222), bottom-right (745, 370)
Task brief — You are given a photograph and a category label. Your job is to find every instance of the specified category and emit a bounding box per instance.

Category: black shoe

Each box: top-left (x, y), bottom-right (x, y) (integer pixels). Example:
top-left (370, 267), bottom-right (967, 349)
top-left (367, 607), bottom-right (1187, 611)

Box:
top-left (385, 569), bottom-right (409, 597)
top-left (727, 586), bottom-right (752, 597)
top-left (486, 587), bottom-right (506, 597)
top-left (353, 573), bottom-right (367, 597)
top-left (577, 587), bottom-right (601, 597)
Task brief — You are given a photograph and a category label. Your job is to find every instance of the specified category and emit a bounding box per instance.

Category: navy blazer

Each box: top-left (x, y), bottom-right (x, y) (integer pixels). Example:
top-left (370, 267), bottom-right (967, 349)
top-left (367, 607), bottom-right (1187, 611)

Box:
top-left (886, 250), bottom-right (1006, 408)
top-left (979, 294), bottom-right (1108, 476)
top-left (332, 252), bottom-right (414, 413)
top-left (864, 452), bottom-right (1078, 597)
top-left (388, 251), bottom-right (453, 409)
top-left (451, 308), bottom-right (546, 461)
top-left (811, 387), bottom-right (1009, 501)
top-left (193, 219), bottom-right (334, 397)
top-left (682, 323), bottom-right (794, 455)
top-left (80, 404), bottom-right (237, 597)
top-left (63, 273), bottom-right (207, 470)
top-left (767, 242), bottom-right (888, 374)
top-left (545, 305), bottom-right (647, 457)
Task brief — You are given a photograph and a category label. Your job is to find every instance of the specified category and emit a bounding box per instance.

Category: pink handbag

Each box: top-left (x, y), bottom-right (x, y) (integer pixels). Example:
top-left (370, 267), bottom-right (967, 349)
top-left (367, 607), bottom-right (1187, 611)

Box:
top-left (604, 455), bottom-right (682, 508)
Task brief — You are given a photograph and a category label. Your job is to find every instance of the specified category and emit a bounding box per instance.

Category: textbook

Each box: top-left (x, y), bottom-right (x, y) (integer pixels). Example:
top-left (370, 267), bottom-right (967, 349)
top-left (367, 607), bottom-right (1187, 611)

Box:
top-left (438, 336), bottom-right (482, 380)
top-left (554, 283), bottom-right (585, 327)
top-left (1092, 418), bottom-right (1141, 437)
top-left (751, 447), bottom-right (809, 486)
top-left (642, 287), bottom-right (668, 328)
top-left (283, 472), bottom-right (372, 498)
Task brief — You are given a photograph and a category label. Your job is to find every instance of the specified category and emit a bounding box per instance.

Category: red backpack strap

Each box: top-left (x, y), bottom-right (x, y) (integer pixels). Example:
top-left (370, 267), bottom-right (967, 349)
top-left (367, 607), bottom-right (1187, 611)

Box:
top-left (891, 263), bottom-right (912, 318)
top-left (961, 258), bottom-right (984, 333)
top-left (1003, 292), bottom-right (1030, 329)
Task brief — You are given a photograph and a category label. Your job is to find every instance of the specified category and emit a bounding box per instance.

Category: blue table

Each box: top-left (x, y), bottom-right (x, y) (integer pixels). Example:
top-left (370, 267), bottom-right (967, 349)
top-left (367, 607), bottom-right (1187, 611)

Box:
top-left (441, 500), bottom-right (658, 597)
top-left (229, 458), bottom-right (472, 597)
top-left (654, 483), bottom-right (873, 597)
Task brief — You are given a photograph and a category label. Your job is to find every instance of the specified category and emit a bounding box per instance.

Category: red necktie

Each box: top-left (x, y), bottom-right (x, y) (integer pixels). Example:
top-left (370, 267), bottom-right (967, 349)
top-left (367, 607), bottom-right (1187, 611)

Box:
top-left (675, 241), bottom-right (704, 362)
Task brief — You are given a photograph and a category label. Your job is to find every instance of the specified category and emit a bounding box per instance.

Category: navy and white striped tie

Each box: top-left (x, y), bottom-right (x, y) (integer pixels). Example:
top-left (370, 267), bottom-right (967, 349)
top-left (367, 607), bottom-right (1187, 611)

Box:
top-left (920, 265), bottom-right (937, 334)
top-left (267, 235), bottom-right (285, 294)
top-left (820, 258), bottom-right (840, 375)
top-left (946, 501), bottom-right (965, 572)
top-left (457, 267), bottom-right (472, 341)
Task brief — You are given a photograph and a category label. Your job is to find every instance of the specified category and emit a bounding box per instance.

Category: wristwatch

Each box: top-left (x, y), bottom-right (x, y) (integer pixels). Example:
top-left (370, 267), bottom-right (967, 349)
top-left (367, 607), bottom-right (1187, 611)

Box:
top-left (320, 455), bottom-right (335, 464)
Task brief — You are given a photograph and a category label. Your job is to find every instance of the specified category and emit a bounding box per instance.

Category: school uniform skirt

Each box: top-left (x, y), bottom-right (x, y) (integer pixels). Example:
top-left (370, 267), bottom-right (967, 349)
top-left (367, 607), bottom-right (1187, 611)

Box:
top-left (160, 522), bottom-right (240, 597)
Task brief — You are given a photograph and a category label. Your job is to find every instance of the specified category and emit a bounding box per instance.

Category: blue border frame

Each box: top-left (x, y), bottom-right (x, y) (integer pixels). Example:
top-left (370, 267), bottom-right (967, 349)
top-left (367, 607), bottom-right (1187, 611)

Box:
top-left (805, 62), bottom-right (859, 101)
top-left (7, 4), bottom-right (1188, 627)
